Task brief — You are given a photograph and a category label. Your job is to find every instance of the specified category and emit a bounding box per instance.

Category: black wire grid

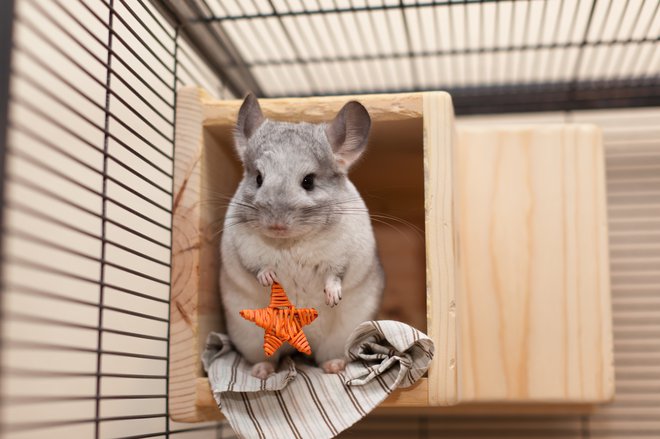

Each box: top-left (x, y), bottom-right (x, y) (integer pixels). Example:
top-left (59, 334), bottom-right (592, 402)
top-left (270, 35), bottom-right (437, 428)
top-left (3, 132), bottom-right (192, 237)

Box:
top-left (156, 0), bottom-right (660, 113)
top-left (0, 0), bottom-right (658, 438)
top-left (0, 0), bottom-right (228, 437)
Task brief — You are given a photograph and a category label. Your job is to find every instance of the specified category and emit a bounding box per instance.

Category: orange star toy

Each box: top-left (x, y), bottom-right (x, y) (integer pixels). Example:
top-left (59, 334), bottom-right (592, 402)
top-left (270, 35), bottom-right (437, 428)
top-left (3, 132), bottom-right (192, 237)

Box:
top-left (239, 282), bottom-right (318, 356)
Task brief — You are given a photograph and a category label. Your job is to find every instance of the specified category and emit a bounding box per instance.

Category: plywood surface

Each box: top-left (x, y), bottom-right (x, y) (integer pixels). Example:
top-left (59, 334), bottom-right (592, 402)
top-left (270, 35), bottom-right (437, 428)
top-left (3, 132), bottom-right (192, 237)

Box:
top-left (455, 125), bottom-right (614, 403)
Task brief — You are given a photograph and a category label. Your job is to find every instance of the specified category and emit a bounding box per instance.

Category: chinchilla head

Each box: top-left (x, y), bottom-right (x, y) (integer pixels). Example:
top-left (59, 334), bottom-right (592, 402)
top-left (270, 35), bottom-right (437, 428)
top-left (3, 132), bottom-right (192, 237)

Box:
top-left (229, 93), bottom-right (371, 240)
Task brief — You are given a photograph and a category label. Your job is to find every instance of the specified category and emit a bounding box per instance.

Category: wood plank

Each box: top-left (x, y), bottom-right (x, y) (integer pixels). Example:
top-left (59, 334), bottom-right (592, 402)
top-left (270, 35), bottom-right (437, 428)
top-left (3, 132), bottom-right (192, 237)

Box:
top-left (170, 86), bottom-right (224, 422)
top-left (423, 91), bottom-right (459, 406)
top-left (455, 125), bottom-right (614, 404)
top-left (202, 93), bottom-right (424, 125)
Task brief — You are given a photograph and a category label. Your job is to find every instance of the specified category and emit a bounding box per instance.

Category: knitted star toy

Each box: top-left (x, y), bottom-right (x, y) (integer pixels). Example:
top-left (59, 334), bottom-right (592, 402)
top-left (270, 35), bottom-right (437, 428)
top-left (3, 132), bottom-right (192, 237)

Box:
top-left (239, 282), bottom-right (318, 356)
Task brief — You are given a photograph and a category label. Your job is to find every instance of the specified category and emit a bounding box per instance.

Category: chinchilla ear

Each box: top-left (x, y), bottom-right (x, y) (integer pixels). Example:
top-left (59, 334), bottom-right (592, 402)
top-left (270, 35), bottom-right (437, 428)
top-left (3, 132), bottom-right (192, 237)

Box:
top-left (234, 92), bottom-right (265, 161)
top-left (325, 101), bottom-right (371, 172)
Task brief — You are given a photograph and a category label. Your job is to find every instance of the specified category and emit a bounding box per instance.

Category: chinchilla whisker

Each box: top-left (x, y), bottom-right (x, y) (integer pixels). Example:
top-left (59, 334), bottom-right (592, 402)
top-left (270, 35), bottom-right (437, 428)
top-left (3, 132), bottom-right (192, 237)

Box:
top-left (366, 217), bottom-right (419, 245)
top-left (198, 186), bottom-right (237, 199)
top-left (199, 198), bottom-right (257, 211)
top-left (211, 219), bottom-right (256, 238)
top-left (206, 214), bottom-right (256, 228)
top-left (301, 197), bottom-right (365, 212)
top-left (368, 214), bottom-right (424, 238)
top-left (309, 208), bottom-right (425, 241)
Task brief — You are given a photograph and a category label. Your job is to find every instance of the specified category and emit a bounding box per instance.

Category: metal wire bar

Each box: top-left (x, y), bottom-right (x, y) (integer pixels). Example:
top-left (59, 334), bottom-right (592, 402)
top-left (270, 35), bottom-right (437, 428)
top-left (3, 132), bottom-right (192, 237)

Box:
top-left (581, 0), bottom-right (616, 82)
top-left (266, 0), bottom-right (318, 94)
top-left (267, 77), bottom-right (660, 112)
top-left (15, 38), bottom-right (173, 144)
top-left (7, 195), bottom-right (171, 255)
top-left (13, 36), bottom-right (173, 156)
top-left (516, 0), bottom-right (533, 82)
top-left (6, 414), bottom-right (168, 434)
top-left (119, 425), bottom-right (220, 439)
top-left (159, 0), bottom-right (660, 109)
top-left (6, 340), bottom-right (168, 361)
top-left (115, 0), bottom-right (177, 57)
top-left (462, 0), bottom-right (472, 84)
top-left (8, 149), bottom-right (171, 218)
top-left (346, 0), bottom-right (387, 90)
top-left (236, 0), bottom-right (294, 93)
top-left (10, 124), bottom-right (142, 202)
top-left (544, 0), bottom-right (566, 81)
top-left (281, 0), bottom-right (335, 90)
top-left (163, 25), bottom-right (179, 438)
top-left (304, 0), bottom-right (352, 91)
top-left (9, 119), bottom-right (172, 197)
top-left (196, 0), bottom-right (504, 22)
top-left (4, 394), bottom-right (167, 406)
top-left (51, 0), bottom-right (176, 114)
top-left (5, 283), bottom-right (169, 322)
top-left (4, 367), bottom-right (167, 380)
top-left (90, 1), bottom-right (177, 78)
top-left (134, 0), bottom-right (175, 40)
top-left (72, 0), bottom-right (177, 97)
top-left (0, 2), bottom-right (14, 437)
top-left (9, 84), bottom-right (173, 179)
top-left (185, 0), bottom-right (266, 96)
top-left (598, 0), bottom-right (632, 77)
top-left (316, 0), bottom-right (360, 88)
top-left (242, 38), bottom-right (659, 67)
top-left (7, 256), bottom-right (170, 305)
top-left (628, 1), bottom-right (660, 81)
top-left (5, 311), bottom-right (168, 342)
top-left (608, 0), bottom-right (648, 81)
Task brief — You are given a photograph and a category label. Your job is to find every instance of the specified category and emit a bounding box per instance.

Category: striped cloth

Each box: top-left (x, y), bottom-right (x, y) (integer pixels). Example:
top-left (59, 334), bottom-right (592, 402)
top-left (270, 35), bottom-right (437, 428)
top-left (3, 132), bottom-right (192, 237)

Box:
top-left (202, 320), bottom-right (434, 439)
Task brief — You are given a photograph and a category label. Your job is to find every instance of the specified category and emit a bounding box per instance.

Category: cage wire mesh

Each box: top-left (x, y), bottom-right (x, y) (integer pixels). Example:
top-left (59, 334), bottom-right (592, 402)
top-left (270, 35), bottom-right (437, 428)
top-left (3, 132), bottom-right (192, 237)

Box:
top-left (157, 0), bottom-right (660, 113)
top-left (0, 0), bottom-right (659, 438)
top-left (0, 0), bottom-right (231, 437)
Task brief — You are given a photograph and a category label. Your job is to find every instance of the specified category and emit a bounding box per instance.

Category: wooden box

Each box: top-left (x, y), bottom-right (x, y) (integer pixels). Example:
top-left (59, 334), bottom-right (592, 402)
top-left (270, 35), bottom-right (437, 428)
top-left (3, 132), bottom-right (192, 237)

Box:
top-left (169, 88), bottom-right (613, 422)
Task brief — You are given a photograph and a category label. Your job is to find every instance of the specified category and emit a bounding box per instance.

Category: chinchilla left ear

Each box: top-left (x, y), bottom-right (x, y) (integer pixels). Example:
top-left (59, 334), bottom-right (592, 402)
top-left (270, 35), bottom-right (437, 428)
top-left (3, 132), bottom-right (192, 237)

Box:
top-left (234, 92), bottom-right (265, 162)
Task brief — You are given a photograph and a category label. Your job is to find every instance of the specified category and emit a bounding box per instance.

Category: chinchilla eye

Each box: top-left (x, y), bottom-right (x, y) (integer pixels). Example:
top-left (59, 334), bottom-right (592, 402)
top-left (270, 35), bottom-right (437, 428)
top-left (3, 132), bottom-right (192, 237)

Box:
top-left (301, 174), bottom-right (315, 191)
top-left (256, 172), bottom-right (263, 188)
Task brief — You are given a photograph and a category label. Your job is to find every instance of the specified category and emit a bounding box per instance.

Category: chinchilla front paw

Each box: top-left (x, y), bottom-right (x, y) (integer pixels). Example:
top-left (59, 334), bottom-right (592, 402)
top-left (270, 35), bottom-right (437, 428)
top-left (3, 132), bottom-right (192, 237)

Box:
top-left (257, 268), bottom-right (278, 287)
top-left (324, 277), bottom-right (342, 307)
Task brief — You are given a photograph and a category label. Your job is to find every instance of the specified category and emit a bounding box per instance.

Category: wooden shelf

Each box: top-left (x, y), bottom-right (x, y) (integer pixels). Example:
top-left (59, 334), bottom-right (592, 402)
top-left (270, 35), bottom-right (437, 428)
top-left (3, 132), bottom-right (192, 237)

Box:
top-left (170, 87), bottom-right (613, 422)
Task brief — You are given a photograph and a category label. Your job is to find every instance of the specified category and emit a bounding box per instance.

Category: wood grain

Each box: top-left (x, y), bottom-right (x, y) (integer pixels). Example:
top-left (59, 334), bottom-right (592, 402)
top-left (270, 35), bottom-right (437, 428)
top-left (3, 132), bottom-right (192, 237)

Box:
top-left (203, 93), bottom-right (424, 126)
top-left (423, 91), bottom-right (459, 406)
top-left (455, 125), bottom-right (614, 404)
top-left (170, 87), bottom-right (225, 422)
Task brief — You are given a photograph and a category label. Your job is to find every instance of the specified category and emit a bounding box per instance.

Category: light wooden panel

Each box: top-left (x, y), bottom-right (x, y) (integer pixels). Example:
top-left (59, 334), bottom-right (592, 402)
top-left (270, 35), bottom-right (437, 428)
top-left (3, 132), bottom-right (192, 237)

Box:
top-left (423, 92), bottom-right (459, 406)
top-left (202, 93), bottom-right (424, 125)
top-left (170, 87), bottom-right (225, 422)
top-left (455, 125), bottom-right (614, 404)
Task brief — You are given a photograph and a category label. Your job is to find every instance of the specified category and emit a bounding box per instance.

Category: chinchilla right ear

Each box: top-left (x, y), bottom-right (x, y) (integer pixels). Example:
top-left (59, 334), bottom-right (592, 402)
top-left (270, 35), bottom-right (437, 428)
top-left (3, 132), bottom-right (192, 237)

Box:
top-left (234, 92), bottom-right (265, 162)
top-left (325, 100), bottom-right (371, 173)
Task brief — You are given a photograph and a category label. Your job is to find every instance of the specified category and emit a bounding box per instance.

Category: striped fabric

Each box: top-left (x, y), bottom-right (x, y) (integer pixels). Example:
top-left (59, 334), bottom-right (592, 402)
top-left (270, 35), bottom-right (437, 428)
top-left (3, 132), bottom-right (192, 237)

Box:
top-left (202, 320), bottom-right (434, 439)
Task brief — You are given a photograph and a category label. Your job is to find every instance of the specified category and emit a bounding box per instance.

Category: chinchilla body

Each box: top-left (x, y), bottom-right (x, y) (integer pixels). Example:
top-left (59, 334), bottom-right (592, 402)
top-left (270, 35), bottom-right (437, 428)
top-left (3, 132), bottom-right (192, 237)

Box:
top-left (220, 95), bottom-right (384, 374)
